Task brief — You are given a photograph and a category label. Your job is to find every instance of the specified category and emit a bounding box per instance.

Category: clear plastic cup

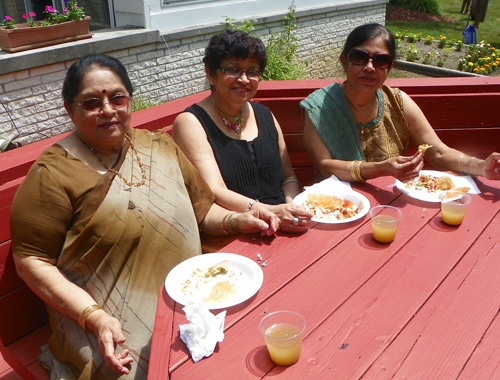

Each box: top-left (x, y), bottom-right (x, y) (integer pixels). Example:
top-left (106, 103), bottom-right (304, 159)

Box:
top-left (259, 311), bottom-right (306, 366)
top-left (370, 205), bottom-right (403, 243)
top-left (439, 191), bottom-right (472, 226)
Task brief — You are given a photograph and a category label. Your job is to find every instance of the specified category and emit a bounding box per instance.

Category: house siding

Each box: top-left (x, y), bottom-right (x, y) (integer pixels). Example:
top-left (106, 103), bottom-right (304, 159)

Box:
top-left (0, 0), bottom-right (387, 147)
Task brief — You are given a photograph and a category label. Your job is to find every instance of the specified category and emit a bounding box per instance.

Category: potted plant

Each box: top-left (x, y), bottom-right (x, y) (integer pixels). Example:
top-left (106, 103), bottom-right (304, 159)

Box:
top-left (0, 0), bottom-right (91, 53)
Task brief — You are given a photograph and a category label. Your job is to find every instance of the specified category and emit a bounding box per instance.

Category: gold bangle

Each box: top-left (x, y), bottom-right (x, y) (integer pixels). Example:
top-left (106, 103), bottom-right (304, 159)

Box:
top-left (227, 212), bottom-right (241, 233)
top-left (221, 212), bottom-right (231, 235)
top-left (79, 305), bottom-right (103, 331)
top-left (355, 160), bottom-right (365, 182)
top-left (349, 161), bottom-right (358, 181)
top-left (349, 160), bottom-right (365, 182)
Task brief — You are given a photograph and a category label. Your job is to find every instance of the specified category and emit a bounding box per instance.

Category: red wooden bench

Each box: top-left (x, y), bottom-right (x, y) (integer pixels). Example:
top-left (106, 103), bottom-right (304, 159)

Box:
top-left (1, 77), bottom-right (499, 379)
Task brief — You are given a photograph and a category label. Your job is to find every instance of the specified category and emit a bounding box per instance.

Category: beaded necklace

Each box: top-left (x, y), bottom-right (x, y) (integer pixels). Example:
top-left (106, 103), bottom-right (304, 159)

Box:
top-left (87, 134), bottom-right (146, 187)
top-left (211, 96), bottom-right (245, 134)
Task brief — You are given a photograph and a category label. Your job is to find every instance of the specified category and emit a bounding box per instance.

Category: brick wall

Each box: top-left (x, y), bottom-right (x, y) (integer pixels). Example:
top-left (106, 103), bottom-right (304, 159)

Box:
top-left (0, 1), bottom-right (387, 148)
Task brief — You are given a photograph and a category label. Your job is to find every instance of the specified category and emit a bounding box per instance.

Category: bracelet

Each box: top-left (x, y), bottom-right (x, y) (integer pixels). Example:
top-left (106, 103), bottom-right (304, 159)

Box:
top-left (457, 153), bottom-right (465, 172)
top-left (466, 156), bottom-right (476, 176)
top-left (349, 160), bottom-right (365, 182)
top-left (246, 199), bottom-right (259, 212)
top-left (221, 212), bottom-right (231, 235)
top-left (227, 212), bottom-right (241, 233)
top-left (79, 305), bottom-right (103, 331)
top-left (281, 179), bottom-right (299, 187)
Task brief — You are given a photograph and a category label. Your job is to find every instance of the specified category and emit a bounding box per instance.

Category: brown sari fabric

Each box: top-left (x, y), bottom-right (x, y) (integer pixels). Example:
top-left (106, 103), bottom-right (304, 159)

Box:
top-left (11, 129), bottom-right (214, 379)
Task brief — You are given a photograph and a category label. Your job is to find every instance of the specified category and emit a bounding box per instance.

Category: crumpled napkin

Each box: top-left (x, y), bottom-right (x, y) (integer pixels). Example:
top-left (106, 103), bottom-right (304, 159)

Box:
top-left (179, 301), bottom-right (226, 362)
top-left (302, 174), bottom-right (352, 193)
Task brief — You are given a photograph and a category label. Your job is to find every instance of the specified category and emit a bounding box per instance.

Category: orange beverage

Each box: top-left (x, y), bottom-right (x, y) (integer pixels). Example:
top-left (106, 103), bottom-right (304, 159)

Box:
top-left (441, 205), bottom-right (467, 225)
top-left (439, 191), bottom-right (471, 226)
top-left (264, 323), bottom-right (302, 366)
top-left (371, 215), bottom-right (399, 243)
top-left (260, 311), bottom-right (306, 366)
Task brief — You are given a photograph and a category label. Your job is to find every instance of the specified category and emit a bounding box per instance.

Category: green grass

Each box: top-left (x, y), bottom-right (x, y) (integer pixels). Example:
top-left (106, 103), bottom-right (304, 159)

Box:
top-left (386, 0), bottom-right (500, 48)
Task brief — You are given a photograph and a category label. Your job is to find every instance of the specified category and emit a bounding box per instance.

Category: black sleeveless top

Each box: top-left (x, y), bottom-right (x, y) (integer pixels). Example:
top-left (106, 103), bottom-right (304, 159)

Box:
top-left (185, 102), bottom-right (285, 205)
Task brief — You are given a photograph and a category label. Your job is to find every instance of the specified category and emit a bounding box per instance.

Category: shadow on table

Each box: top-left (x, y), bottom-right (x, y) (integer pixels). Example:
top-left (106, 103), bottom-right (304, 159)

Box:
top-left (246, 345), bottom-right (287, 376)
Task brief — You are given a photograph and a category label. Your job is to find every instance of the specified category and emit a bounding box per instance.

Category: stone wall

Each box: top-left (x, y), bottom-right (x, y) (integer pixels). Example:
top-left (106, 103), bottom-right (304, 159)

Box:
top-left (0, 0), bottom-right (387, 148)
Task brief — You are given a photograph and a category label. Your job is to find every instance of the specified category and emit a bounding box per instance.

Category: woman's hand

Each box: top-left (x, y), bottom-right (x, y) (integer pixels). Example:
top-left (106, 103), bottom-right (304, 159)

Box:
top-left (382, 152), bottom-right (424, 181)
top-left (87, 310), bottom-right (134, 374)
top-left (232, 208), bottom-right (280, 236)
top-left (482, 153), bottom-right (500, 180)
top-left (267, 203), bottom-right (313, 233)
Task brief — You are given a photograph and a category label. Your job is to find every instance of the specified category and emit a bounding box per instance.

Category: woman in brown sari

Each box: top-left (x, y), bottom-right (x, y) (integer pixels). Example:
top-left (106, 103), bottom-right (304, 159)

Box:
top-left (10, 54), bottom-right (278, 380)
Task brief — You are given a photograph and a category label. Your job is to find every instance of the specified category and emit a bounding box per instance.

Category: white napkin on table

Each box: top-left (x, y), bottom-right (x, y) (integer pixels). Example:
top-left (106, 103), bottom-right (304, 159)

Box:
top-left (302, 174), bottom-right (352, 193)
top-left (457, 175), bottom-right (481, 194)
top-left (179, 301), bottom-right (226, 363)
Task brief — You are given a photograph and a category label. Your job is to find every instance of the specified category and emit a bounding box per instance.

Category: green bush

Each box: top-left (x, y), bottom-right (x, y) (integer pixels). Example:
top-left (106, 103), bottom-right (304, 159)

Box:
top-left (389, 0), bottom-right (442, 16)
top-left (225, 2), bottom-right (307, 81)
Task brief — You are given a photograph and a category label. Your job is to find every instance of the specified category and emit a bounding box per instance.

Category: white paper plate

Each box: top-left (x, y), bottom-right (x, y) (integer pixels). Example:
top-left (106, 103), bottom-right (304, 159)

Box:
top-left (165, 253), bottom-right (263, 309)
top-left (395, 170), bottom-right (473, 203)
top-left (292, 190), bottom-right (370, 224)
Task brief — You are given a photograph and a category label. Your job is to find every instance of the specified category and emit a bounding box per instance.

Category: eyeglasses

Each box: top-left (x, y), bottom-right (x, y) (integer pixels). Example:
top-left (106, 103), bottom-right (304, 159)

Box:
top-left (77, 95), bottom-right (131, 112)
top-left (347, 49), bottom-right (393, 69)
top-left (218, 66), bottom-right (262, 81)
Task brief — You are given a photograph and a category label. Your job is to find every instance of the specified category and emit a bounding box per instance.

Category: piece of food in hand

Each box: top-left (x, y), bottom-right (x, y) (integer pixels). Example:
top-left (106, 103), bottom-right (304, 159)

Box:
top-left (418, 144), bottom-right (433, 154)
top-left (204, 260), bottom-right (228, 277)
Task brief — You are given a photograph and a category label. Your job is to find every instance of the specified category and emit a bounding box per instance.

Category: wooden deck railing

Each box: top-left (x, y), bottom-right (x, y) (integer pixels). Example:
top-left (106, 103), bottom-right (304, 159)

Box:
top-left (1, 77), bottom-right (499, 379)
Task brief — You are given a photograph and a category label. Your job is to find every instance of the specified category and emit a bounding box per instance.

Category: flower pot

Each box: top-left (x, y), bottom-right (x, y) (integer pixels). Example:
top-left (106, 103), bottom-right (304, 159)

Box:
top-left (0, 16), bottom-right (92, 53)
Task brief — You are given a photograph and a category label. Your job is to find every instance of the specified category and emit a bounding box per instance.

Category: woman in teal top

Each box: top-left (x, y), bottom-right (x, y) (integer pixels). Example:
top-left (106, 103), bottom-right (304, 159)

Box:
top-left (301, 24), bottom-right (500, 183)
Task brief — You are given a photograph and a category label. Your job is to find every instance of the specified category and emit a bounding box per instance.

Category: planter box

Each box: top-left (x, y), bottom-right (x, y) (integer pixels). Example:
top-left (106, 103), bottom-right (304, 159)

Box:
top-left (0, 16), bottom-right (92, 53)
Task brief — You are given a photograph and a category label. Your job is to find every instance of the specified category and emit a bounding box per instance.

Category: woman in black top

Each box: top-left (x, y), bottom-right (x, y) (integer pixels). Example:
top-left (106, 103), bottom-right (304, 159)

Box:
top-left (172, 30), bottom-right (312, 233)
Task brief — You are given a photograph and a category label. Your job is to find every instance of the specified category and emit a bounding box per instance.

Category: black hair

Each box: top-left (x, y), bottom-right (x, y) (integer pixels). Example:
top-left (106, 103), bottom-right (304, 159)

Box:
top-left (62, 54), bottom-right (134, 103)
top-left (203, 30), bottom-right (267, 74)
top-left (341, 24), bottom-right (396, 59)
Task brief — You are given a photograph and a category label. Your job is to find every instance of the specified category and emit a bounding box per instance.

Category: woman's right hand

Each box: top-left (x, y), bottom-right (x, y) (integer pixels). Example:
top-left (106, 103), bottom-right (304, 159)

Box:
top-left (87, 310), bottom-right (134, 374)
top-left (381, 152), bottom-right (424, 182)
top-left (268, 203), bottom-right (312, 233)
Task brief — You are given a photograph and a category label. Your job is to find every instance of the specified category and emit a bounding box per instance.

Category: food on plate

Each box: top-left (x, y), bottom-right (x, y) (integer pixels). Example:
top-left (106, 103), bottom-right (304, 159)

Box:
top-left (418, 144), bottom-right (433, 154)
top-left (302, 194), bottom-right (363, 221)
top-left (404, 174), bottom-right (470, 194)
top-left (205, 260), bottom-right (228, 277)
top-left (181, 260), bottom-right (242, 304)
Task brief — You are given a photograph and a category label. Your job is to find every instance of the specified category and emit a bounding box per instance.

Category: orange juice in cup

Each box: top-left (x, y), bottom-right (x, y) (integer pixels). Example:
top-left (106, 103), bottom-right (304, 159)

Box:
top-left (439, 191), bottom-right (471, 226)
top-left (259, 311), bottom-right (306, 366)
top-left (370, 205), bottom-right (403, 243)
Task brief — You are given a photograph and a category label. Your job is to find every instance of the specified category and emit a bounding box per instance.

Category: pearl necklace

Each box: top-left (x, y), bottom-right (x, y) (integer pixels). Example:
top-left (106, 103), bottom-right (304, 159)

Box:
top-left (211, 96), bottom-right (245, 134)
top-left (87, 134), bottom-right (146, 187)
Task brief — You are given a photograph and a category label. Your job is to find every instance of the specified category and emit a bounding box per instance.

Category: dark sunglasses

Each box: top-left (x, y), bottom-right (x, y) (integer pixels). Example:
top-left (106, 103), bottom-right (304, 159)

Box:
top-left (348, 49), bottom-right (393, 69)
top-left (77, 95), bottom-right (131, 112)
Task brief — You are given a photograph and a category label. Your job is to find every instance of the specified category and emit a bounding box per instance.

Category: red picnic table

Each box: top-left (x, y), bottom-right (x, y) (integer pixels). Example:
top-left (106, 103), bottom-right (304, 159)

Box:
top-left (148, 173), bottom-right (500, 380)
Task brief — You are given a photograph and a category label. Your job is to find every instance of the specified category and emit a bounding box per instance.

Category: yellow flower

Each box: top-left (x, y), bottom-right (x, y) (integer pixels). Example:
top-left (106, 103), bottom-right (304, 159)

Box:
top-left (480, 68), bottom-right (485, 71)
top-left (458, 40), bottom-right (462, 43)
top-left (473, 68), bottom-right (479, 72)
top-left (468, 62), bottom-right (474, 66)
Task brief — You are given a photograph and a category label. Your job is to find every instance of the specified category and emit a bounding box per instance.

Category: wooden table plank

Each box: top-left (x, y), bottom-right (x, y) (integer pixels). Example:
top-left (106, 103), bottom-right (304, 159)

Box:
top-left (268, 191), bottom-right (498, 379)
top-left (363, 209), bottom-right (500, 379)
top-left (168, 181), bottom-right (440, 378)
top-left (164, 177), bottom-right (401, 372)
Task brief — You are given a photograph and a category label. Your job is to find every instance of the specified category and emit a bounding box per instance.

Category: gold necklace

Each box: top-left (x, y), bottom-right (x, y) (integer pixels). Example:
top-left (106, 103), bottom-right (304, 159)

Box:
top-left (354, 96), bottom-right (377, 136)
top-left (211, 96), bottom-right (245, 134)
top-left (87, 134), bottom-right (146, 187)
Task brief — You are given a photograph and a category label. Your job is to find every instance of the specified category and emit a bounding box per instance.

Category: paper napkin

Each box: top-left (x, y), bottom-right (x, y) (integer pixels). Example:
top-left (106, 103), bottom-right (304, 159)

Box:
top-left (179, 301), bottom-right (226, 362)
top-left (458, 175), bottom-right (481, 194)
top-left (302, 174), bottom-right (352, 193)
